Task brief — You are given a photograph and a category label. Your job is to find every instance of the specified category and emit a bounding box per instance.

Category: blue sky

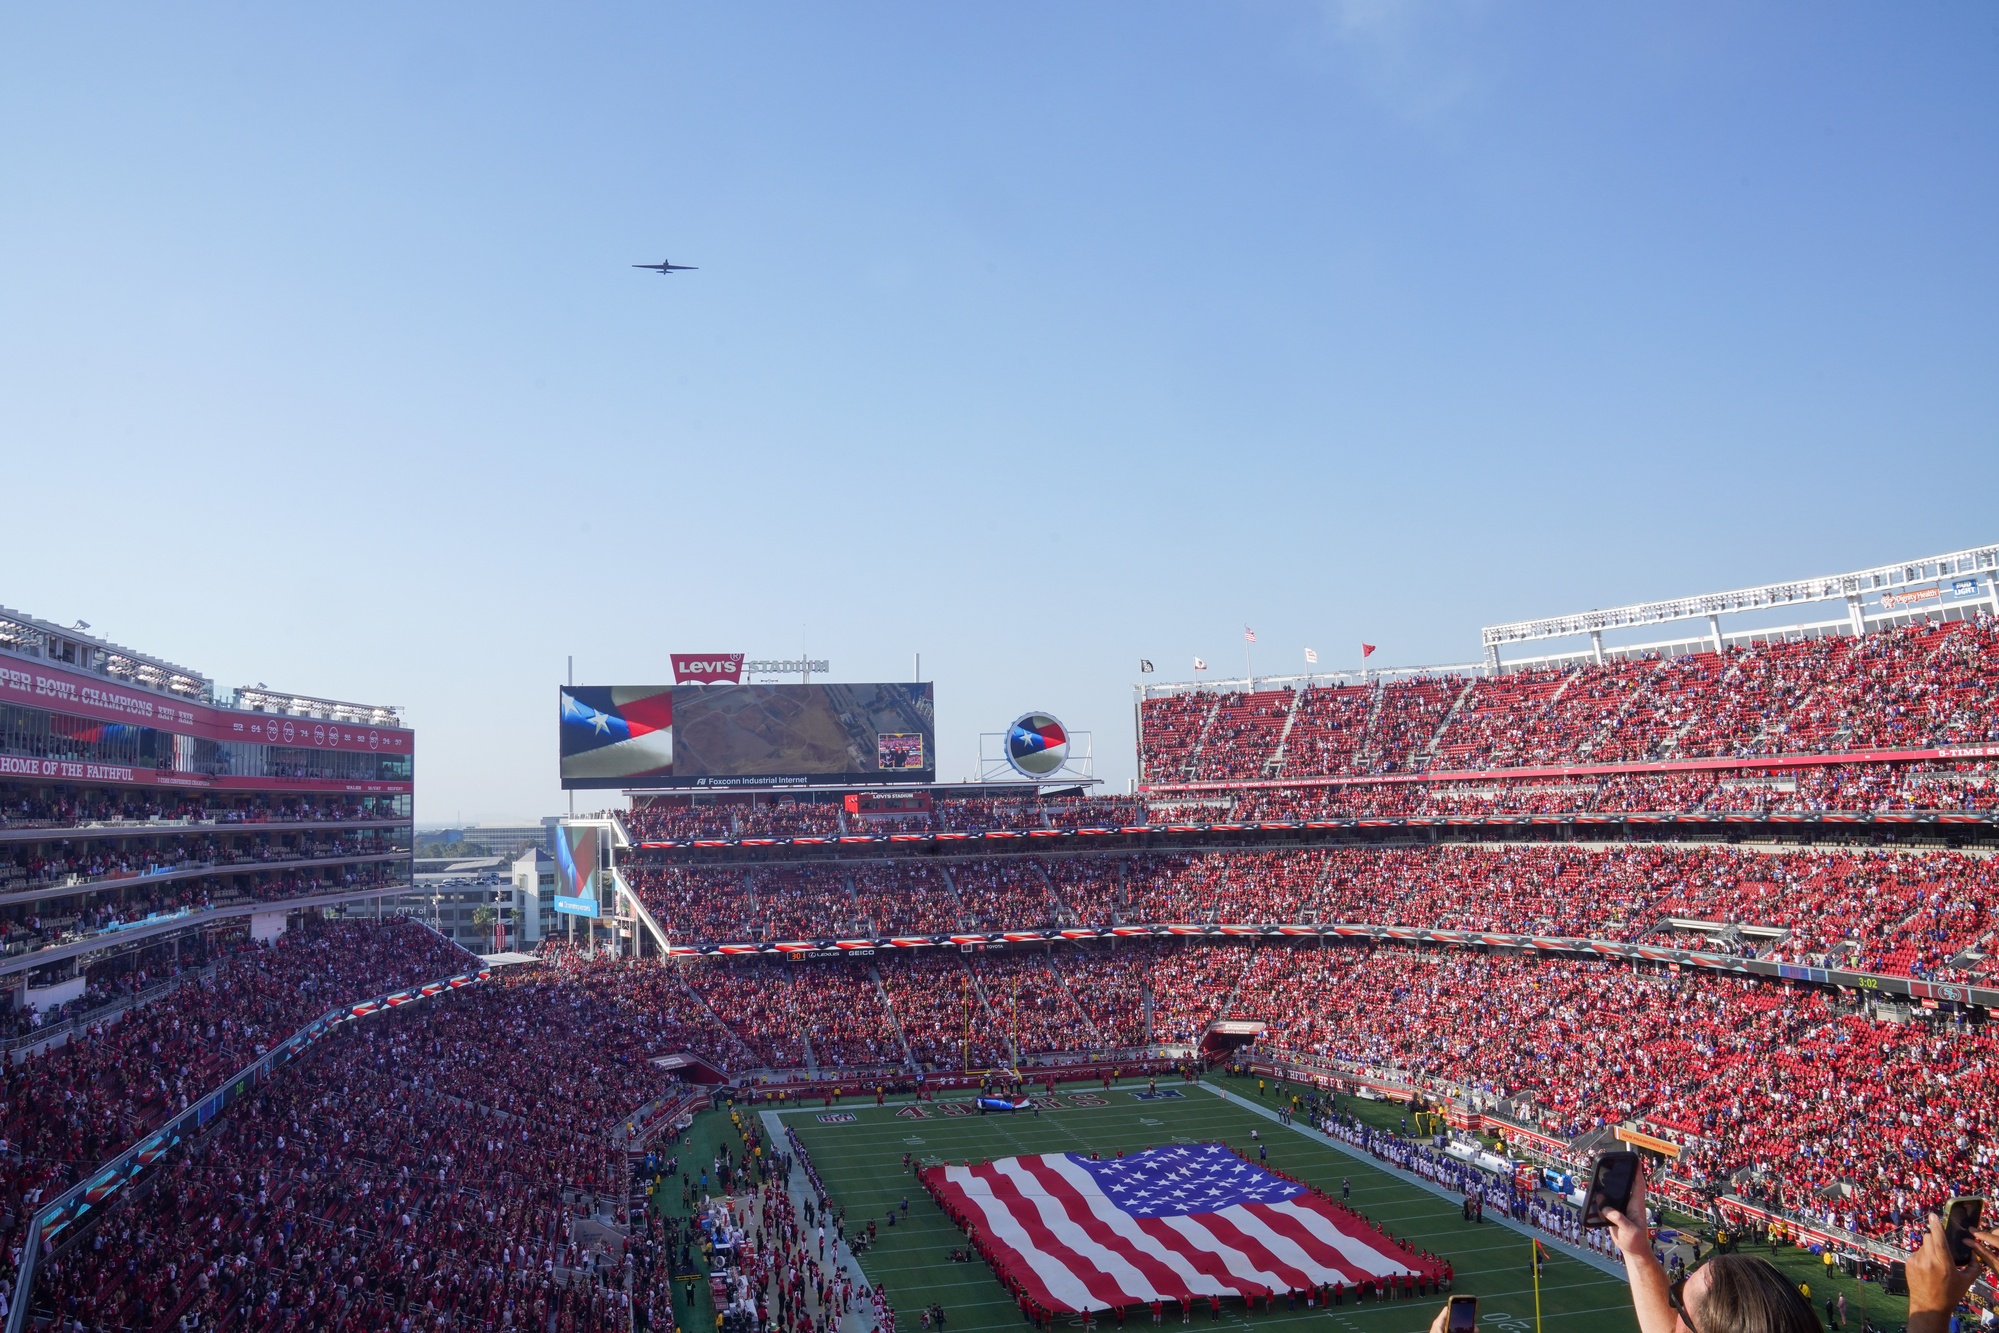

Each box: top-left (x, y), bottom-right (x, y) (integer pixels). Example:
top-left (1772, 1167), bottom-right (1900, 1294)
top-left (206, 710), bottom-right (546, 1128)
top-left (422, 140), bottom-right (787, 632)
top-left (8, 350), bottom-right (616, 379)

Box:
top-left (2, 4), bottom-right (1993, 819)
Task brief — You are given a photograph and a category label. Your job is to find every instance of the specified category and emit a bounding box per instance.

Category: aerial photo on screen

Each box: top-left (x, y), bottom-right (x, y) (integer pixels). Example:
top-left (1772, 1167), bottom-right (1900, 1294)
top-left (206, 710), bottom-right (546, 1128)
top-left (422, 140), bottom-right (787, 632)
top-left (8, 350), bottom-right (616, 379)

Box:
top-left (669, 682), bottom-right (933, 780)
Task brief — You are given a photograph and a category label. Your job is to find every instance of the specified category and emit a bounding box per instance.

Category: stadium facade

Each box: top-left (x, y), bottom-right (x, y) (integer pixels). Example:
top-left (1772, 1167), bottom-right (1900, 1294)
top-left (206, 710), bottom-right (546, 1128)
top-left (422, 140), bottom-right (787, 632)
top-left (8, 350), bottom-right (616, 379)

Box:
top-left (547, 546), bottom-right (1999, 1258)
top-left (0, 601), bottom-right (414, 1015)
top-left (11, 549), bottom-right (1999, 1331)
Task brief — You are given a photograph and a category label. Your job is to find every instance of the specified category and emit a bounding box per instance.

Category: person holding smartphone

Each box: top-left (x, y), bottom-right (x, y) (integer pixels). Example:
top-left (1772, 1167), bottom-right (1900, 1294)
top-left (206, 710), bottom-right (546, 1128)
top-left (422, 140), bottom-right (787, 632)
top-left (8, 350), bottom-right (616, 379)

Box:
top-left (1905, 1207), bottom-right (1999, 1333)
top-left (1596, 1162), bottom-right (1818, 1333)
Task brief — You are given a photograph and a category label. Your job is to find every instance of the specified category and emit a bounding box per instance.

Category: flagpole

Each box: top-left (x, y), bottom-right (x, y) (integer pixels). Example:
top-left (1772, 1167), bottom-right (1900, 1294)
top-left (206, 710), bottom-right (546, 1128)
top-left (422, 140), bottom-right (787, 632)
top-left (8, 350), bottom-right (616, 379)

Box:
top-left (1532, 1239), bottom-right (1542, 1333)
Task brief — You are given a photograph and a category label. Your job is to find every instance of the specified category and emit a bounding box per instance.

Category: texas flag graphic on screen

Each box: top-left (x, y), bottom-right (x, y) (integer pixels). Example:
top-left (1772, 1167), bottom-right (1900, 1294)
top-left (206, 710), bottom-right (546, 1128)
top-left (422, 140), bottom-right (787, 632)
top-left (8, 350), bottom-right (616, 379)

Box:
top-left (559, 687), bottom-right (674, 787)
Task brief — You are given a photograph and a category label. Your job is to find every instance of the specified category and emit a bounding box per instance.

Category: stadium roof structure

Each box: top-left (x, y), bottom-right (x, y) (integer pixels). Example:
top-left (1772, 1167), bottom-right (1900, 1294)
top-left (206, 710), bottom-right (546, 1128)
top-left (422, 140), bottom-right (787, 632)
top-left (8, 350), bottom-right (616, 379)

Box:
top-left (1139, 543), bottom-right (1999, 695)
top-left (233, 685), bottom-right (402, 726)
top-left (0, 602), bottom-right (212, 701)
top-left (0, 599), bottom-right (406, 727)
top-left (1480, 543), bottom-right (1999, 669)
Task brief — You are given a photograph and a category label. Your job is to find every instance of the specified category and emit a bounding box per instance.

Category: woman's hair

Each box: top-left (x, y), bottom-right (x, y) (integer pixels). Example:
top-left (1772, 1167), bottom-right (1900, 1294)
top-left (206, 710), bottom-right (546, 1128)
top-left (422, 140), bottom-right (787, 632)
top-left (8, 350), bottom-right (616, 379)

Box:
top-left (1692, 1255), bottom-right (1821, 1333)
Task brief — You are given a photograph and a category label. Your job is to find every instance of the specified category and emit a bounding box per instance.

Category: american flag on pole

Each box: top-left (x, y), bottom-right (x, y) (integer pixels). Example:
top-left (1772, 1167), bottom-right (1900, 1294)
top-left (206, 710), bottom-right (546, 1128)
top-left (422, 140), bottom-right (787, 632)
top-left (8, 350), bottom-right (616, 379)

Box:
top-left (1243, 626), bottom-right (1256, 643)
top-left (922, 1144), bottom-right (1434, 1313)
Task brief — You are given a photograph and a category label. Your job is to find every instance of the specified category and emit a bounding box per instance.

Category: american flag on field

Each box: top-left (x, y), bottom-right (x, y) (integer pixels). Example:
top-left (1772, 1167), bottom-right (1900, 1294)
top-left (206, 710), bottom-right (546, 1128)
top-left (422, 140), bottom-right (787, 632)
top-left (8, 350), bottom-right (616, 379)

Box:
top-left (923, 1144), bottom-right (1433, 1313)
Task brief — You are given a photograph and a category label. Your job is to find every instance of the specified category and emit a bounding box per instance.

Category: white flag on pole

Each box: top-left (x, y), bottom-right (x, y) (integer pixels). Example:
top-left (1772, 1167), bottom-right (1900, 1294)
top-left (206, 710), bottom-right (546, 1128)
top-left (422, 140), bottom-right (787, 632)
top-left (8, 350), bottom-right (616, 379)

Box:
top-left (1304, 648), bottom-right (1318, 664)
top-left (1193, 657), bottom-right (1208, 670)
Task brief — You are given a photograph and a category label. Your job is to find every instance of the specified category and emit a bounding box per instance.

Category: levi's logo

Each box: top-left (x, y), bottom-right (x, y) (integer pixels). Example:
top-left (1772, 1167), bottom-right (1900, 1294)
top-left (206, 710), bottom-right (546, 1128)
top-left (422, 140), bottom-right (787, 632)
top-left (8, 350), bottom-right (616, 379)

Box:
top-left (672, 653), bottom-right (746, 683)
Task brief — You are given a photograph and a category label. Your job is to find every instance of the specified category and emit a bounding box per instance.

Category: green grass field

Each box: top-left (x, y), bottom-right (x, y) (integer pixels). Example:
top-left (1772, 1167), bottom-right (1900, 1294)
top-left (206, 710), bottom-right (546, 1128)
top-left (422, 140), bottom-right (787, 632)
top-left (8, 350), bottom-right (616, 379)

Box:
top-left (653, 1076), bottom-right (1908, 1333)
top-left (762, 1080), bottom-right (1640, 1333)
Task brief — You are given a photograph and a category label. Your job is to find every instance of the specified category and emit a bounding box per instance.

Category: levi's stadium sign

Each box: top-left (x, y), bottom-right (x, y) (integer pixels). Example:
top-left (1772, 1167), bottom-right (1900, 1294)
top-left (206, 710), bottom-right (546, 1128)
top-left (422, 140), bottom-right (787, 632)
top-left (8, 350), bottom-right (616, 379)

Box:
top-left (745, 658), bottom-right (830, 676)
top-left (671, 654), bottom-right (745, 684)
top-left (671, 655), bottom-right (833, 684)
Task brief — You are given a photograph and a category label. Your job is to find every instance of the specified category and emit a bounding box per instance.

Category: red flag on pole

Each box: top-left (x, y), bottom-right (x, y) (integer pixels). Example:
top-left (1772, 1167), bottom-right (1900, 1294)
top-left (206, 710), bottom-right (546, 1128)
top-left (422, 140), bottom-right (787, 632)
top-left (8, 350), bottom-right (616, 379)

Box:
top-left (1361, 643), bottom-right (1377, 658)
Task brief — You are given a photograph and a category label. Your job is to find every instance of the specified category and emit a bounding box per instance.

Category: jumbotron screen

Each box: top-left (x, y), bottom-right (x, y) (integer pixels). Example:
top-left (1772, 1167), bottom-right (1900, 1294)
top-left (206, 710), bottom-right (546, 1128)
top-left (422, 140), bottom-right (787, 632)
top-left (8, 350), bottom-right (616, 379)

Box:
top-left (559, 682), bottom-right (934, 789)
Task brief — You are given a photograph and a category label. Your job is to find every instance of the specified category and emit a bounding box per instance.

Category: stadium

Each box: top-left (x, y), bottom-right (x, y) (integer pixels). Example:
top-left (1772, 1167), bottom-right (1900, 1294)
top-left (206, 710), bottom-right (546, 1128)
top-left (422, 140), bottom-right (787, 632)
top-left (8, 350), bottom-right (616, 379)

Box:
top-left (0, 546), bottom-right (1995, 1331)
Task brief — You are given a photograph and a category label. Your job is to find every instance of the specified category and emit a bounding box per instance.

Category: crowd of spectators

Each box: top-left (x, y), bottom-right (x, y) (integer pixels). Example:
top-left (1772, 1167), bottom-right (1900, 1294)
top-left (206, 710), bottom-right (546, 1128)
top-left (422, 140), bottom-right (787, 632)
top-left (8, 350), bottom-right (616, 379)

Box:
top-left (27, 898), bottom-right (1991, 1322)
top-left (555, 950), bottom-right (755, 1077)
top-left (1278, 683), bottom-right (1373, 779)
top-left (1140, 943), bottom-right (1255, 1044)
top-left (1187, 690), bottom-right (1292, 781)
top-left (1095, 853), bottom-right (1215, 924)
top-left (618, 758), bottom-right (1997, 849)
top-left (0, 916), bottom-right (471, 1291)
top-left (734, 868), bottom-right (873, 942)
top-left (1139, 692), bottom-right (1213, 782)
top-left (13, 926), bottom-right (1990, 1327)
top-left (685, 959), bottom-right (889, 1072)
top-left (0, 861), bottom-right (410, 967)
top-left (1043, 795), bottom-right (1146, 829)
top-left (626, 795), bottom-right (1155, 842)
top-left (33, 978), bottom-right (644, 1331)
top-left (1049, 947), bottom-right (1150, 1047)
top-left (1302, 842), bottom-right (1999, 978)
top-left (621, 866), bottom-right (751, 947)
top-left (1100, 851), bottom-right (1324, 925)
top-left (626, 803), bottom-right (740, 841)
top-left (931, 798), bottom-right (1040, 833)
top-left (871, 954), bottom-right (1007, 1071)
top-left (848, 864), bottom-right (961, 937)
top-left (625, 798), bottom-right (845, 843)
top-left (602, 943), bottom-right (1262, 1066)
top-left (1042, 855), bottom-right (1130, 925)
top-left (1139, 614), bottom-right (1999, 781)
top-left (947, 860), bottom-right (1065, 929)
top-left (0, 825), bottom-right (406, 898)
top-left (966, 951), bottom-right (1099, 1056)
top-left (1238, 944), bottom-right (1999, 1250)
top-left (624, 862), bottom-right (981, 947)
top-left (0, 784), bottom-right (393, 833)
top-left (1224, 759), bottom-right (1999, 821)
top-left (627, 837), bottom-right (1999, 982)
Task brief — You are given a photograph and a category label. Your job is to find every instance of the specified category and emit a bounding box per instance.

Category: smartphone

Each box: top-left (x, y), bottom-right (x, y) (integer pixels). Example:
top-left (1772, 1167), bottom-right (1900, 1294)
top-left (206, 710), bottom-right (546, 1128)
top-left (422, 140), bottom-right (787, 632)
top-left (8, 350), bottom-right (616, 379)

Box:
top-left (1446, 1295), bottom-right (1477, 1332)
top-left (1582, 1151), bottom-right (1642, 1230)
top-left (1946, 1197), bottom-right (1984, 1267)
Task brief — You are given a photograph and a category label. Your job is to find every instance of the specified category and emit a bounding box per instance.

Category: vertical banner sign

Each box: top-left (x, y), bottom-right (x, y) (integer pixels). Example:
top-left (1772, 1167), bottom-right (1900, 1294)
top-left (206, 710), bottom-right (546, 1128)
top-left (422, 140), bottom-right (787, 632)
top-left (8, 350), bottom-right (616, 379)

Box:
top-left (554, 824), bottom-right (602, 918)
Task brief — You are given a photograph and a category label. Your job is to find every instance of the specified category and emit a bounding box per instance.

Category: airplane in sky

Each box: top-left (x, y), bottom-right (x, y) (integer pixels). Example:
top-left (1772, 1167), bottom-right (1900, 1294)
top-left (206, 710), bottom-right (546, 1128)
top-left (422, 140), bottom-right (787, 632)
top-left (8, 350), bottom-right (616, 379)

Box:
top-left (632, 259), bottom-right (697, 274)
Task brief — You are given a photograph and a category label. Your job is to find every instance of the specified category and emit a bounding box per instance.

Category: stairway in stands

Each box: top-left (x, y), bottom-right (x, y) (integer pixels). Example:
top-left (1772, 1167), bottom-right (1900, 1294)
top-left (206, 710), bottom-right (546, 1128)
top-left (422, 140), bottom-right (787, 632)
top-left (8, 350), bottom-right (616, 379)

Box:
top-left (1261, 686), bottom-right (1306, 778)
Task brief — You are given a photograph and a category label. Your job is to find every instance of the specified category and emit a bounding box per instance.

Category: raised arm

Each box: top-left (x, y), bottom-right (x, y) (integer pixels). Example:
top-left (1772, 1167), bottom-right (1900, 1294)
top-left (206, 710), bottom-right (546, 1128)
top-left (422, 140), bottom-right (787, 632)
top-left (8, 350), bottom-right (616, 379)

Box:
top-left (1601, 1168), bottom-right (1675, 1333)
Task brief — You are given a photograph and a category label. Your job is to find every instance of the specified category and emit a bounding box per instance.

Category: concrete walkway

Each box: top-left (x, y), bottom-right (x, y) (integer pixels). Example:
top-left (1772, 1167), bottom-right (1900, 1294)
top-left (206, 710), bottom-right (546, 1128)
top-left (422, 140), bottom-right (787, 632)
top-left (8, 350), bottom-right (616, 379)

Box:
top-left (761, 1108), bottom-right (881, 1333)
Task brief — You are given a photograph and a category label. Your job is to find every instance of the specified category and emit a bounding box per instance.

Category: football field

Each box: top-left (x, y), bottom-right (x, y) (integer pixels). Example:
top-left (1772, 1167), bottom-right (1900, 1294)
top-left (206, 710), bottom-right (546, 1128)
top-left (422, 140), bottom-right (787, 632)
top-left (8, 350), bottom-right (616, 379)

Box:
top-left (772, 1080), bottom-right (1640, 1333)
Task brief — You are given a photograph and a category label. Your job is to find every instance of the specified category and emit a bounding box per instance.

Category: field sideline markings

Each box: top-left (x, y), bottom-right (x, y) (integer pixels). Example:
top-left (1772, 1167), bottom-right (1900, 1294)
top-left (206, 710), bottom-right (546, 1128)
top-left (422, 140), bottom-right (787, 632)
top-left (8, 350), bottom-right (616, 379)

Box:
top-left (761, 1108), bottom-right (880, 1333)
top-left (1193, 1081), bottom-right (1626, 1281)
top-left (1300, 1299), bottom-right (1635, 1324)
top-left (780, 1084), bottom-right (1629, 1327)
